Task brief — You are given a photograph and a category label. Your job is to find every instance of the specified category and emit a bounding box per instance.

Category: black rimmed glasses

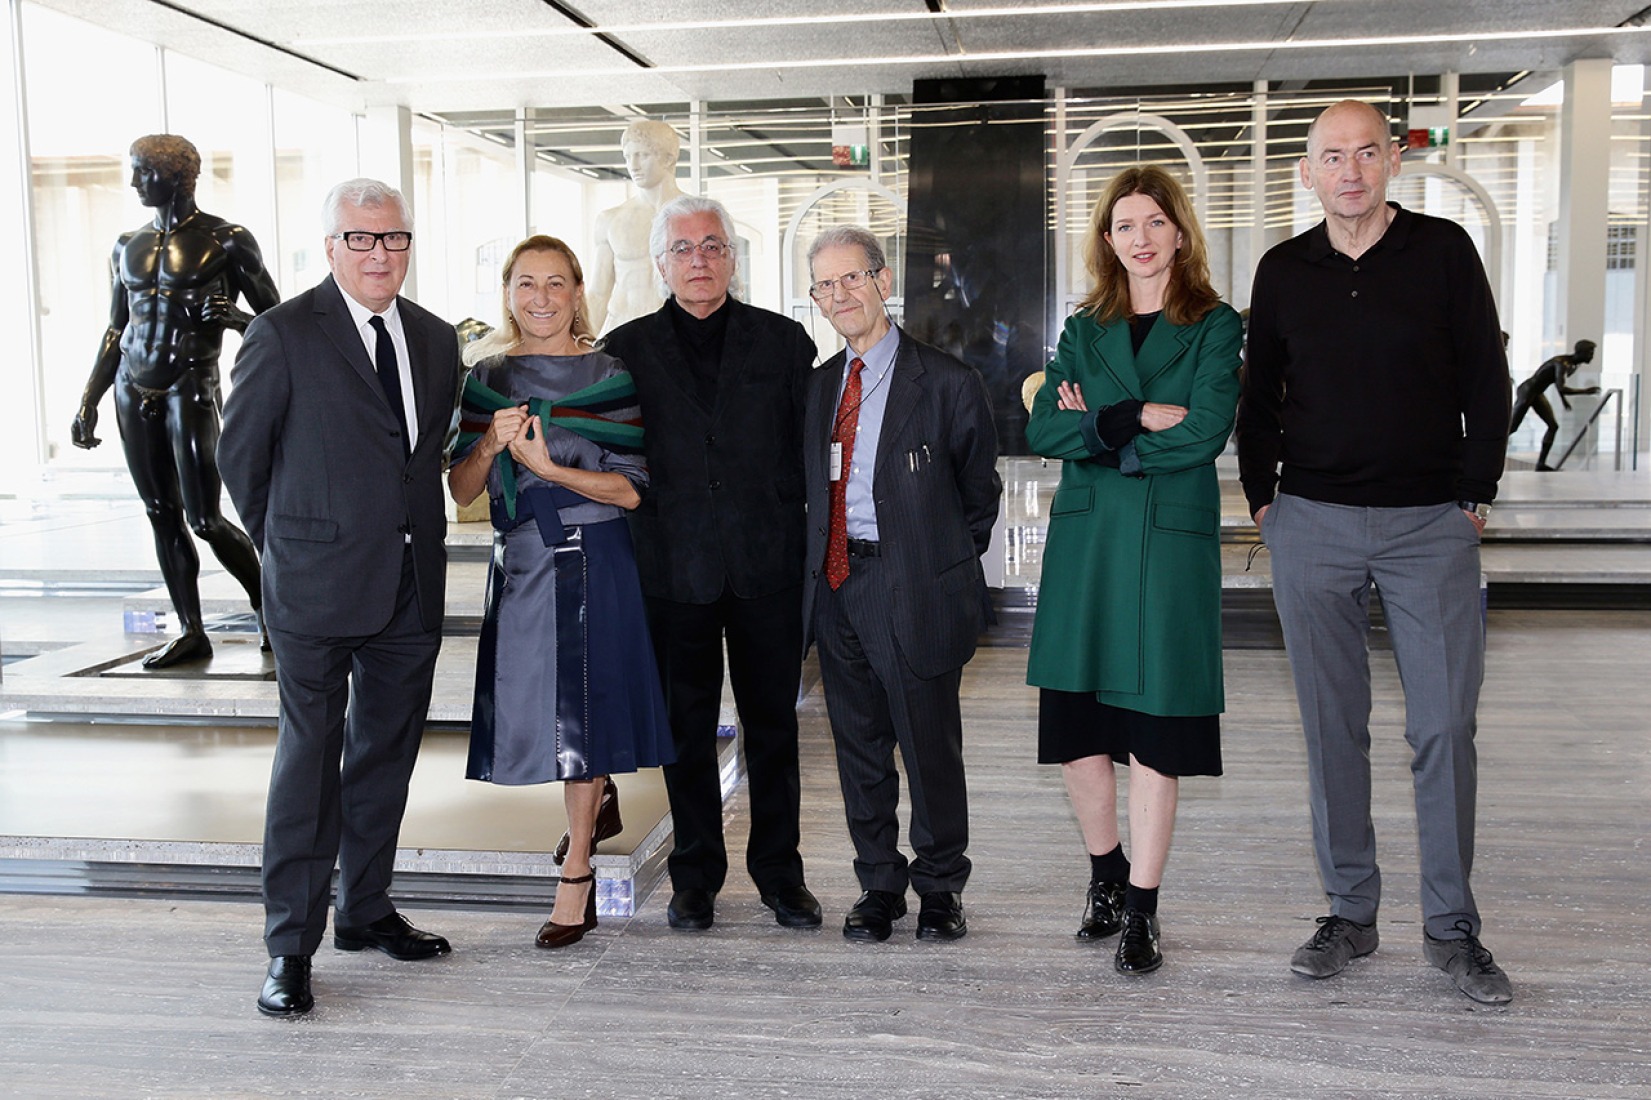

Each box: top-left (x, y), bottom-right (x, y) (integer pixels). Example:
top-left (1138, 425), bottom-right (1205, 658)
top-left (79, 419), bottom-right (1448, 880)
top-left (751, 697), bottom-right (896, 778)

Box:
top-left (331, 230), bottom-right (413, 252)
top-left (808, 268), bottom-right (882, 301)
top-left (667, 238), bottom-right (730, 261)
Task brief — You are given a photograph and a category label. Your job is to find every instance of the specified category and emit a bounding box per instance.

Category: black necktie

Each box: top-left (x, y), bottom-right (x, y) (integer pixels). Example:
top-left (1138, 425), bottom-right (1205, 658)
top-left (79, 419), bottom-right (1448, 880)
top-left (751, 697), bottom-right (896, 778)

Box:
top-left (368, 314), bottom-right (411, 457)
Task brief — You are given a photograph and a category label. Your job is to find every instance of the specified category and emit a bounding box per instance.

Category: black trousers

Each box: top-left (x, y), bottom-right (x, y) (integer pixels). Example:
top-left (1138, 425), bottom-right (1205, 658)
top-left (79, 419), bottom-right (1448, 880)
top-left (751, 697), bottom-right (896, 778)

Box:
top-left (262, 548), bottom-right (441, 957)
top-left (646, 584), bottom-right (805, 894)
top-left (814, 555), bottom-right (971, 896)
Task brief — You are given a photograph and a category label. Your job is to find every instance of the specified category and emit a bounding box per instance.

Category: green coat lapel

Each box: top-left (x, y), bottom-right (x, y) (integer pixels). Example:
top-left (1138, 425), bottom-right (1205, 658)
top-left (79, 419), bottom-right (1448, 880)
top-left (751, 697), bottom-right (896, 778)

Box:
top-left (1088, 314), bottom-right (1196, 395)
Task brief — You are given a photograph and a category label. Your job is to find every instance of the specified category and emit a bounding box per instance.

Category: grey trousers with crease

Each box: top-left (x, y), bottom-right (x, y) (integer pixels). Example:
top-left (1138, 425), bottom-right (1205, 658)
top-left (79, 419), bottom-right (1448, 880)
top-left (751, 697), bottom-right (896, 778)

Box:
top-left (1264, 493), bottom-right (1484, 939)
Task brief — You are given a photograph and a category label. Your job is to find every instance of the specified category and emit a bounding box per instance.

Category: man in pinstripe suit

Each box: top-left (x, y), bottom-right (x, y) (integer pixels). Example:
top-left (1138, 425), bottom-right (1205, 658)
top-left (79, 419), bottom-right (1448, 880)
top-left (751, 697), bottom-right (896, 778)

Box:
top-left (801, 226), bottom-right (1001, 943)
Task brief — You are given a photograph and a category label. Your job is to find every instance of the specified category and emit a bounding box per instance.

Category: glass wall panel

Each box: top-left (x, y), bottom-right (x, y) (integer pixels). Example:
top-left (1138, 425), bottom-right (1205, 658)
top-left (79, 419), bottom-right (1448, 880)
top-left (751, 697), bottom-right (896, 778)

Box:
top-left (22, 3), bottom-right (162, 470)
top-left (271, 88), bottom-right (360, 304)
top-left (411, 119), bottom-right (521, 327)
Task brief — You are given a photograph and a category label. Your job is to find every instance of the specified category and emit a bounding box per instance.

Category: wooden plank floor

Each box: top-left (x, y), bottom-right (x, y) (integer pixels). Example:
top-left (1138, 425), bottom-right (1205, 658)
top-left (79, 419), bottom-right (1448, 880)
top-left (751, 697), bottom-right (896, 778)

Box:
top-left (2, 608), bottom-right (1647, 1098)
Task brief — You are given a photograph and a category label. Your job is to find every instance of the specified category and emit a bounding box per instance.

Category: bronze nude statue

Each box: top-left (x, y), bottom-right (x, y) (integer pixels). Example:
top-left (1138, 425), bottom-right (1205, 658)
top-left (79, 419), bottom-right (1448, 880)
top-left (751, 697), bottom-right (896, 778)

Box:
top-left (1509, 338), bottom-right (1599, 471)
top-left (72, 134), bottom-right (279, 668)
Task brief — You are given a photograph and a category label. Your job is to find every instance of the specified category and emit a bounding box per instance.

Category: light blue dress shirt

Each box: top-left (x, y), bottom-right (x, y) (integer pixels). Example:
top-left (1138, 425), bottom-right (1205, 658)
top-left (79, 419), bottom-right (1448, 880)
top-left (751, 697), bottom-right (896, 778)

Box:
top-left (832, 324), bottom-right (900, 541)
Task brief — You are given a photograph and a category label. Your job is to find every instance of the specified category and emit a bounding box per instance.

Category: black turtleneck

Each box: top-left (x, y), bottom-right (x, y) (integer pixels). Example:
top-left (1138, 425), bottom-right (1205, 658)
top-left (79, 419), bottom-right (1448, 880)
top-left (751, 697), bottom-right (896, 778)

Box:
top-left (667, 296), bottom-right (730, 406)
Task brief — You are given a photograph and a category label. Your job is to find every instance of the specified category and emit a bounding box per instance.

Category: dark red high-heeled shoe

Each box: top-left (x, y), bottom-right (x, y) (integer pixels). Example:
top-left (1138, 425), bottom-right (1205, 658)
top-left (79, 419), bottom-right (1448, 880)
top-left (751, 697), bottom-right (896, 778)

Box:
top-left (553, 777), bottom-right (623, 865)
top-left (535, 871), bottom-right (599, 949)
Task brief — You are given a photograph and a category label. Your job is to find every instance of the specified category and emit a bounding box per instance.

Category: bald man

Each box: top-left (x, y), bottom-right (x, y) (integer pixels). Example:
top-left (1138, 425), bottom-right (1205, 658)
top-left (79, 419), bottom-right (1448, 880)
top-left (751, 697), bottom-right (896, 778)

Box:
top-left (1236, 99), bottom-right (1514, 1005)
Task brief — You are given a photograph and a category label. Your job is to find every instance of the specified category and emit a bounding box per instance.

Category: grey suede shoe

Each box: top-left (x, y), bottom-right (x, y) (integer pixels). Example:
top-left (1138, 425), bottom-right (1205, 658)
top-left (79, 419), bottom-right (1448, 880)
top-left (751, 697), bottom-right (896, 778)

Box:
top-left (1290, 915), bottom-right (1378, 978)
top-left (1424, 922), bottom-right (1513, 1005)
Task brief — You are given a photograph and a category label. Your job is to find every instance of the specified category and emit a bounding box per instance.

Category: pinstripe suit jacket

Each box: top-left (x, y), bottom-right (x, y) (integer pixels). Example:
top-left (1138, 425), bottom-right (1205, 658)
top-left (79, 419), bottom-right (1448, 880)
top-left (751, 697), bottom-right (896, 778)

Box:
top-left (801, 329), bottom-right (1001, 679)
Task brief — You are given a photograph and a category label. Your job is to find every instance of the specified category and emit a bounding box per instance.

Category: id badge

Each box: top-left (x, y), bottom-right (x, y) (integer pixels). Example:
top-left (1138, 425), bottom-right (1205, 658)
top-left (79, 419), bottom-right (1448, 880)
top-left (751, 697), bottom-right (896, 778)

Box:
top-left (830, 441), bottom-right (843, 481)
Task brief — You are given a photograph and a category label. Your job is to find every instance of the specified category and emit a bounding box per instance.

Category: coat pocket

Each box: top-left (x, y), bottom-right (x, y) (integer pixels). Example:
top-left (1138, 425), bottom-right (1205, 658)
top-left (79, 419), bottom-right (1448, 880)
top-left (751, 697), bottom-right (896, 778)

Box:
top-left (1151, 502), bottom-right (1216, 537)
top-left (1049, 485), bottom-right (1093, 518)
top-left (267, 514), bottom-right (339, 542)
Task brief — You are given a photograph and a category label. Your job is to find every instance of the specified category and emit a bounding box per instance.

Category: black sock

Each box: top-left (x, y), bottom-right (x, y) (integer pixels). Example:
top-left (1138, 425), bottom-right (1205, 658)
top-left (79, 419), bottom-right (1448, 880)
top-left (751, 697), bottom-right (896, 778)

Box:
top-left (1089, 845), bottom-right (1130, 885)
top-left (1125, 884), bottom-right (1159, 915)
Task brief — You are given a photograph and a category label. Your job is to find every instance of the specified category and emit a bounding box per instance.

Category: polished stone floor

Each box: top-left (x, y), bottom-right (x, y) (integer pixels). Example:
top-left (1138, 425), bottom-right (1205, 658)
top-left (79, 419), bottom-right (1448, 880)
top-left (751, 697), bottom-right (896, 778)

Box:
top-left (1, 460), bottom-right (1648, 1097)
top-left (2, 616), bottom-right (1649, 1098)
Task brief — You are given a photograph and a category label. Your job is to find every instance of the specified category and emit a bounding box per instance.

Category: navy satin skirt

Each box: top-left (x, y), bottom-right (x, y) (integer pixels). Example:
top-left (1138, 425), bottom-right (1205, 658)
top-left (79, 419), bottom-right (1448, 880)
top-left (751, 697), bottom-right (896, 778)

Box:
top-left (466, 516), bottom-right (674, 784)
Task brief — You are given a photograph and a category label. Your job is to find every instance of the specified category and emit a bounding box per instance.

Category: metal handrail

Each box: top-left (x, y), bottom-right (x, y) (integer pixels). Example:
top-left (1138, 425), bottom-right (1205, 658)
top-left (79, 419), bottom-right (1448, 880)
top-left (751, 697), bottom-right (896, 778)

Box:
top-left (1552, 388), bottom-right (1625, 471)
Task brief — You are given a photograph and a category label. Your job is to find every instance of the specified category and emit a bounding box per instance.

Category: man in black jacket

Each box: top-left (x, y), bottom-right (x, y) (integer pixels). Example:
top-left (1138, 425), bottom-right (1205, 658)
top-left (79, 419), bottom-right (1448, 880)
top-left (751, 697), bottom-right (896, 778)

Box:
top-left (603, 195), bottom-right (821, 931)
top-left (801, 225), bottom-right (1001, 943)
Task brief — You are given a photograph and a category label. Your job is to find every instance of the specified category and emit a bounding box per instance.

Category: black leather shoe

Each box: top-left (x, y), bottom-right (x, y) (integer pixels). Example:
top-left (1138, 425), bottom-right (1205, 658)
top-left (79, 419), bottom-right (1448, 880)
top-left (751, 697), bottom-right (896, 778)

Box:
top-left (760, 883), bottom-right (823, 928)
top-left (1077, 880), bottom-right (1127, 941)
top-left (916, 892), bottom-right (967, 942)
top-left (667, 887), bottom-right (716, 930)
top-left (333, 912), bottom-right (451, 960)
top-left (842, 890), bottom-right (907, 942)
top-left (1114, 907), bottom-right (1163, 974)
top-left (257, 955), bottom-right (313, 1018)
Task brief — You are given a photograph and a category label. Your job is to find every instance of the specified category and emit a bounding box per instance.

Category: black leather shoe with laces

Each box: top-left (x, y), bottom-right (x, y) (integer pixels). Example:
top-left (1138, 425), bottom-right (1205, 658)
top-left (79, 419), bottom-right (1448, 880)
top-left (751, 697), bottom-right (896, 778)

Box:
top-left (1114, 907), bottom-right (1163, 974)
top-left (1077, 880), bottom-right (1126, 941)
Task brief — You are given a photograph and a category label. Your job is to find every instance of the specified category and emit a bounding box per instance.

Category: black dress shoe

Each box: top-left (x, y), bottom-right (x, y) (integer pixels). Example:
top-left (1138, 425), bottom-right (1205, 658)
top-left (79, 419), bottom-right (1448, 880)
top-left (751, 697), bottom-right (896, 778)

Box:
top-left (667, 887), bottom-right (716, 930)
top-left (1114, 907), bottom-right (1163, 974)
top-left (1077, 880), bottom-right (1127, 941)
top-left (842, 890), bottom-right (907, 942)
top-left (257, 955), bottom-right (313, 1018)
top-left (333, 912), bottom-right (451, 960)
top-left (554, 777), bottom-right (623, 866)
top-left (916, 891), bottom-right (967, 942)
top-left (760, 883), bottom-right (823, 928)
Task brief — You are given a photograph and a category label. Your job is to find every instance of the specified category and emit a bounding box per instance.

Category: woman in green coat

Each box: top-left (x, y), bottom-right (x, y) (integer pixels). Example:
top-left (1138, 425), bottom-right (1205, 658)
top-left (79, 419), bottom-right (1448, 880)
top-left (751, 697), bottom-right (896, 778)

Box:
top-left (1026, 165), bottom-right (1242, 974)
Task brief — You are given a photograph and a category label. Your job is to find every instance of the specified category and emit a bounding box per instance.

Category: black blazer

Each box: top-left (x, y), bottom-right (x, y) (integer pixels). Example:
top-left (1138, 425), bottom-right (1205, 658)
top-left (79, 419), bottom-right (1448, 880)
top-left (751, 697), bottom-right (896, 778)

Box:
top-left (220, 275), bottom-right (461, 636)
top-left (802, 329), bottom-right (1002, 679)
top-left (604, 298), bottom-right (818, 604)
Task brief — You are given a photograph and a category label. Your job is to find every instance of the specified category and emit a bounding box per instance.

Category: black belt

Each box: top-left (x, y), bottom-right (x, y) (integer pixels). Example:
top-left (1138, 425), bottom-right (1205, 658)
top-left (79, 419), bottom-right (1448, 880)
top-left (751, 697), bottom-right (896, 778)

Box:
top-left (846, 537), bottom-right (881, 558)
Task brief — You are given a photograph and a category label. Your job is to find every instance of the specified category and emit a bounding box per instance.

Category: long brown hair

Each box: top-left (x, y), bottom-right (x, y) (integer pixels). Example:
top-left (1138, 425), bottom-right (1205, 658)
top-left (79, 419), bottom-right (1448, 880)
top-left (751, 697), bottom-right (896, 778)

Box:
top-left (463, 235), bottom-right (595, 366)
top-left (1076, 165), bottom-right (1219, 326)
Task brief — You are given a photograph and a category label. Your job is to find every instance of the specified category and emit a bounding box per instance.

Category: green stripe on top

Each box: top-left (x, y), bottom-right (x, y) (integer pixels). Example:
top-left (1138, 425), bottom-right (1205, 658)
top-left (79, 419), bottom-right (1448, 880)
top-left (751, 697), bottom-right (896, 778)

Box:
top-left (459, 370), bottom-right (646, 520)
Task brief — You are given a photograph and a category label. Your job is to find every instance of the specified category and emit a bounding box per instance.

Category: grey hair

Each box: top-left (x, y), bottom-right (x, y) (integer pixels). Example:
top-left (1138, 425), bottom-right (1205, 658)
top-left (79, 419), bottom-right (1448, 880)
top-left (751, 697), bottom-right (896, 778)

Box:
top-left (807, 225), bottom-right (888, 275)
top-left (649, 194), bottom-right (740, 298)
top-left (322, 178), bottom-right (413, 235)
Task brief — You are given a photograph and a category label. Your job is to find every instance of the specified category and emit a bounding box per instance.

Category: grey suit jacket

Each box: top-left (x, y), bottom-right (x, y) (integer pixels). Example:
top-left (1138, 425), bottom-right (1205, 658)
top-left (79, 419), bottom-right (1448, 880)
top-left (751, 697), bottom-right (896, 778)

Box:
top-left (219, 275), bottom-right (461, 636)
top-left (802, 329), bottom-right (1002, 679)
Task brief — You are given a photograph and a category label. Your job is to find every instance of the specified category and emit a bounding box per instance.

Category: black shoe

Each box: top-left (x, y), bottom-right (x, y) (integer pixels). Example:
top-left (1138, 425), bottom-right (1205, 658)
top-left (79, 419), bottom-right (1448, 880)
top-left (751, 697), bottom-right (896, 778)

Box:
top-left (667, 887), bottom-right (716, 930)
top-left (916, 892), bottom-right (967, 942)
top-left (1077, 880), bottom-right (1127, 941)
top-left (1114, 908), bottom-right (1163, 974)
top-left (257, 955), bottom-right (313, 1018)
top-left (333, 912), bottom-right (451, 960)
top-left (842, 890), bottom-right (907, 942)
top-left (553, 776), bottom-right (623, 866)
top-left (760, 883), bottom-right (823, 928)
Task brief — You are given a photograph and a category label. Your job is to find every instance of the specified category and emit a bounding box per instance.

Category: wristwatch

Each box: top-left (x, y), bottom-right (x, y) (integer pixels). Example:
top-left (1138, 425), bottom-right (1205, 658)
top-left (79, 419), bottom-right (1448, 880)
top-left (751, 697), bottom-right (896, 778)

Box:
top-left (1457, 500), bottom-right (1491, 520)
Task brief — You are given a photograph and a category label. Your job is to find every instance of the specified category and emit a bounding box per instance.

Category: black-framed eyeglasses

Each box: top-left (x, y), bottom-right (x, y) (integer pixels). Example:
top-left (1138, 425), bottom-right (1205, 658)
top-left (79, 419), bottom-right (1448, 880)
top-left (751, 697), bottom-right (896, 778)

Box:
top-left (331, 230), bottom-right (413, 252)
top-left (667, 238), bottom-right (730, 261)
top-left (808, 268), bottom-right (882, 300)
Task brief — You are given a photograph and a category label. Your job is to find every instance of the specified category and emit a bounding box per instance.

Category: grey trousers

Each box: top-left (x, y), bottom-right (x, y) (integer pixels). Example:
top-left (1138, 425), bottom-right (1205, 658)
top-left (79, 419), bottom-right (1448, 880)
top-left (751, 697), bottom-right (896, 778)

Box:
top-left (1264, 494), bottom-right (1484, 938)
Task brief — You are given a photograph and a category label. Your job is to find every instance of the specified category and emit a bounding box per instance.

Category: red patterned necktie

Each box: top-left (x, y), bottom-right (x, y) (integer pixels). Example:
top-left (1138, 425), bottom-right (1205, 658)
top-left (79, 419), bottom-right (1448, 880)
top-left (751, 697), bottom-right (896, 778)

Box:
top-left (824, 357), bottom-right (865, 590)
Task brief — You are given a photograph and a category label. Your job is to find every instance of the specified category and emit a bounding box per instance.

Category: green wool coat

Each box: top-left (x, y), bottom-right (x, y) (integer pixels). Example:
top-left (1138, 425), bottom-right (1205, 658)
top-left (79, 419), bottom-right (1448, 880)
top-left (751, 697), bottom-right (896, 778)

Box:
top-left (1025, 303), bottom-right (1243, 716)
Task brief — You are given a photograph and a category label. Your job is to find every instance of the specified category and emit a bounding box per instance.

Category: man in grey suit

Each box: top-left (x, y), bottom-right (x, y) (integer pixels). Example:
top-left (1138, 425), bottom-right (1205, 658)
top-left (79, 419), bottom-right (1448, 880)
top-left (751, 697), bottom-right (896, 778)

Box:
top-left (801, 226), bottom-right (1001, 943)
top-left (220, 178), bottom-right (461, 1017)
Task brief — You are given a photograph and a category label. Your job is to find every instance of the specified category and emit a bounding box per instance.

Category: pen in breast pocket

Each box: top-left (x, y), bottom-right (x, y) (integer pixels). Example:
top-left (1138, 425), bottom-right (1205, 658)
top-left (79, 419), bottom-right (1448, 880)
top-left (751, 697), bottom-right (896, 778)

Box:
top-left (922, 444), bottom-right (932, 464)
